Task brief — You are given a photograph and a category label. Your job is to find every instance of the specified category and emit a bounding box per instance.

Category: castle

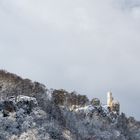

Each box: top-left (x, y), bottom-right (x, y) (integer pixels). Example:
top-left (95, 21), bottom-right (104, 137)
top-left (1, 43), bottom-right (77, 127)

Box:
top-left (107, 91), bottom-right (120, 114)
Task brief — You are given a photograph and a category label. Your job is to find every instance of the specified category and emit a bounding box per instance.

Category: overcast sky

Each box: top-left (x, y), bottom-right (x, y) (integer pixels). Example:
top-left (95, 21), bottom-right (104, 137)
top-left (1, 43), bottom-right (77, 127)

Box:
top-left (0, 0), bottom-right (140, 120)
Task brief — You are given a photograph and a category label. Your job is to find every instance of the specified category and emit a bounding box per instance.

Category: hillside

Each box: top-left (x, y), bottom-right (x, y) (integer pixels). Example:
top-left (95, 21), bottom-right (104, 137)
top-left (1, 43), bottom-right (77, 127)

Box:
top-left (0, 70), bottom-right (140, 140)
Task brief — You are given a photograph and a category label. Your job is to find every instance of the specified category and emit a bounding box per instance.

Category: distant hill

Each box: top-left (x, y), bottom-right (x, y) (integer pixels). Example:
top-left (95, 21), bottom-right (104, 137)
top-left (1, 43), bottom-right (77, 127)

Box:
top-left (0, 70), bottom-right (140, 140)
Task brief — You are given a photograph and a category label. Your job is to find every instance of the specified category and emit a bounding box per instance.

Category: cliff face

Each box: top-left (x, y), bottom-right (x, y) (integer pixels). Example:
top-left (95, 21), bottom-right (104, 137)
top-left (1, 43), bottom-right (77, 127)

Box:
top-left (0, 70), bottom-right (140, 140)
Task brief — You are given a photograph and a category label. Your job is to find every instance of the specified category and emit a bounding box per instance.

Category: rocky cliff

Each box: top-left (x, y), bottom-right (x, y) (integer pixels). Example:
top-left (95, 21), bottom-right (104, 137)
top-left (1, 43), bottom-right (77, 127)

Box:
top-left (0, 70), bottom-right (140, 140)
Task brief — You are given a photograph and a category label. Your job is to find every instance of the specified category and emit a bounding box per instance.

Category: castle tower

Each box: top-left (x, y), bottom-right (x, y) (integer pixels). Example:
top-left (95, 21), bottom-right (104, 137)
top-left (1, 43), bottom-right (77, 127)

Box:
top-left (107, 91), bottom-right (113, 108)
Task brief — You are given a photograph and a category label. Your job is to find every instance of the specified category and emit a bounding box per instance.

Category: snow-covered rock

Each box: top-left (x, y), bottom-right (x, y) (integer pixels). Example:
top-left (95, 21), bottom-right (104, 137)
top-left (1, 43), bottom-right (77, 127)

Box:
top-left (16, 95), bottom-right (38, 105)
top-left (75, 105), bottom-right (95, 114)
top-left (102, 105), bottom-right (109, 113)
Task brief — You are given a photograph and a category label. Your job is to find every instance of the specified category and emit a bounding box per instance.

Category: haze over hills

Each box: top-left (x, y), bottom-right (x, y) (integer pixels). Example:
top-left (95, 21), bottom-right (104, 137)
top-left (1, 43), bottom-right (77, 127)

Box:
top-left (0, 70), bottom-right (140, 140)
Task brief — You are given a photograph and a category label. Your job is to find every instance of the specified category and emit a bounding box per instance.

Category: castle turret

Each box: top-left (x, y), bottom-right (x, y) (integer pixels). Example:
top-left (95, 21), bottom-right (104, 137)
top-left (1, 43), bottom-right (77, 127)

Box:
top-left (107, 91), bottom-right (113, 108)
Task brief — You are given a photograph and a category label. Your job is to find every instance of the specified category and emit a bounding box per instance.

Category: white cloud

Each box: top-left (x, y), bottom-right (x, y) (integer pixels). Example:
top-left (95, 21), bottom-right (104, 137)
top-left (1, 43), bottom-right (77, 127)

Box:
top-left (0, 0), bottom-right (140, 119)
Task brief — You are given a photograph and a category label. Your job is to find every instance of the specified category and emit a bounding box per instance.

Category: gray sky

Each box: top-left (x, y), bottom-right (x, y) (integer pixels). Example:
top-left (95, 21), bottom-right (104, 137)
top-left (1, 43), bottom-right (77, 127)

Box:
top-left (0, 0), bottom-right (140, 120)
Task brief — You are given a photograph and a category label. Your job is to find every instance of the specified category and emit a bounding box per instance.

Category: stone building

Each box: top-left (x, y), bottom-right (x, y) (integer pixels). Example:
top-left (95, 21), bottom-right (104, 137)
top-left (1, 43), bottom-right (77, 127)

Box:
top-left (107, 91), bottom-right (120, 114)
